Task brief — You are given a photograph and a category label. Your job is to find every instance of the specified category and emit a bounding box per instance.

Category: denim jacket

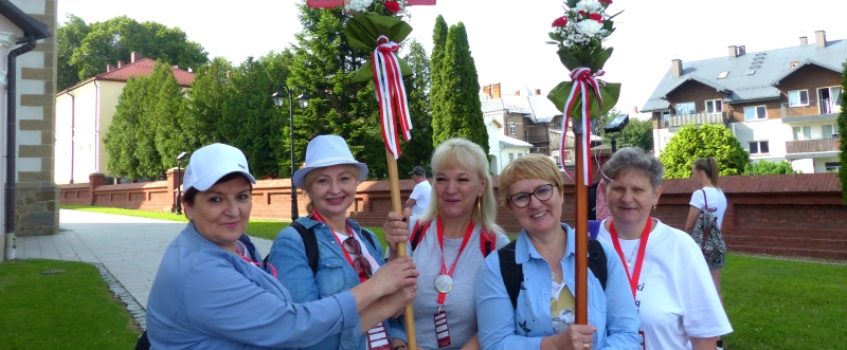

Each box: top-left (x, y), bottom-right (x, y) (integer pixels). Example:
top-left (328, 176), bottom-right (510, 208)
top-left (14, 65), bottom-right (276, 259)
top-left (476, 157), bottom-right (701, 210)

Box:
top-left (476, 224), bottom-right (640, 350)
top-left (267, 217), bottom-right (406, 350)
top-left (147, 223), bottom-right (360, 349)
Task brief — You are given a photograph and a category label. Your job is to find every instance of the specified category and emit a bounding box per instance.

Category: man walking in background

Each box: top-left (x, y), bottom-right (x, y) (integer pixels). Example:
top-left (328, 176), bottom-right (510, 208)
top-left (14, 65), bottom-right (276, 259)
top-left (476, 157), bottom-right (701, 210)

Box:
top-left (406, 166), bottom-right (431, 219)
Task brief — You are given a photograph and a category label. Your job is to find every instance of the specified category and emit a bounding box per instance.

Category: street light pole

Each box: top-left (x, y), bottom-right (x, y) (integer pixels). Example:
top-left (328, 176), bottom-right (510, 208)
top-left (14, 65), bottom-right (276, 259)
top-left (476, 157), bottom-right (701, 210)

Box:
top-left (273, 88), bottom-right (303, 221)
top-left (176, 151), bottom-right (187, 215)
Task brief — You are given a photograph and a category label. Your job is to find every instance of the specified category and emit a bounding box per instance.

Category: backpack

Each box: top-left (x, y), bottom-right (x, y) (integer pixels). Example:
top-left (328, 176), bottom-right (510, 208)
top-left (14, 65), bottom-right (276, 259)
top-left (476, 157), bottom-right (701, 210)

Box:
top-left (691, 189), bottom-right (727, 267)
top-left (409, 220), bottom-right (495, 257)
top-left (498, 222), bottom-right (608, 309)
top-left (264, 219), bottom-right (378, 275)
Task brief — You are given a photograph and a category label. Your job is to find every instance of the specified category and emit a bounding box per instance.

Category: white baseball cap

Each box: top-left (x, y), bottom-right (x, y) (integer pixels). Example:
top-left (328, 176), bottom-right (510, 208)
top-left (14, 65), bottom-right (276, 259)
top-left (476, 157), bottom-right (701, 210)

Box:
top-left (292, 135), bottom-right (368, 188)
top-left (183, 143), bottom-right (256, 192)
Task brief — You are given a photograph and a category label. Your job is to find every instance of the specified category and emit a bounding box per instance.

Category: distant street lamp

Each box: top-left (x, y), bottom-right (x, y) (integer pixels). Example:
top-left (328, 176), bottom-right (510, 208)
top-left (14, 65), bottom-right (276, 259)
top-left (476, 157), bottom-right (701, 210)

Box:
top-left (604, 114), bottom-right (630, 153)
top-left (175, 151), bottom-right (188, 214)
top-left (272, 88), bottom-right (308, 220)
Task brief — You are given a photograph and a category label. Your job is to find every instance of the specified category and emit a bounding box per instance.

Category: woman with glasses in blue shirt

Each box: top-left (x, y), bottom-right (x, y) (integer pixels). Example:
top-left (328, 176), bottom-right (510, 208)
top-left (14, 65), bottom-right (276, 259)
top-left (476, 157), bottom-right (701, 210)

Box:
top-left (475, 154), bottom-right (639, 350)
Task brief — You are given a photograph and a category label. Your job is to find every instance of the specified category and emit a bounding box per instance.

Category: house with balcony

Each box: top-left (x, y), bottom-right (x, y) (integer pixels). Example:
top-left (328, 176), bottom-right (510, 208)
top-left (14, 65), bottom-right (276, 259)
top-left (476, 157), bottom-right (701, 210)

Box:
top-left (481, 83), bottom-right (566, 165)
top-left (54, 52), bottom-right (195, 184)
top-left (642, 30), bottom-right (844, 173)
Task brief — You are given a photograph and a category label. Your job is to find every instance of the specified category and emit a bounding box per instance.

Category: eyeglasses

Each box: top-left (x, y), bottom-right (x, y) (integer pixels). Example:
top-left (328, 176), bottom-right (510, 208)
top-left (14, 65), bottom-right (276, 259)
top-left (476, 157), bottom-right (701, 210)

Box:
top-left (343, 236), bottom-right (373, 279)
top-left (508, 183), bottom-right (556, 208)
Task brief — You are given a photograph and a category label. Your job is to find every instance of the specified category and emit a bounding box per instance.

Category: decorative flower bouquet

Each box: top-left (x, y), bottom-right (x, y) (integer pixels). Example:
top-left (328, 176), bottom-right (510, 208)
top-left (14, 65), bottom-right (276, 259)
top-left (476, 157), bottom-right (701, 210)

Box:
top-left (307, 0), bottom-right (434, 157)
top-left (546, 0), bottom-right (621, 178)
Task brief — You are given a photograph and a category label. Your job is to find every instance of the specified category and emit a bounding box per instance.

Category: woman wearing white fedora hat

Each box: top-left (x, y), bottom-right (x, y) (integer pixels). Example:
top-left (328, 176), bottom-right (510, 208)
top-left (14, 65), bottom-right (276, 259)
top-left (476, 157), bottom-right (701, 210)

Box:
top-left (267, 135), bottom-right (413, 350)
top-left (146, 142), bottom-right (418, 349)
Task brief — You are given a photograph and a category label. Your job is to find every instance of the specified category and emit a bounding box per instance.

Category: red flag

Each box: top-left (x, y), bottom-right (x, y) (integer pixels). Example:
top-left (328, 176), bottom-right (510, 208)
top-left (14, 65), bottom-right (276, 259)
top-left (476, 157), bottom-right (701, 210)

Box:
top-left (406, 0), bottom-right (436, 4)
top-left (306, 0), bottom-right (344, 8)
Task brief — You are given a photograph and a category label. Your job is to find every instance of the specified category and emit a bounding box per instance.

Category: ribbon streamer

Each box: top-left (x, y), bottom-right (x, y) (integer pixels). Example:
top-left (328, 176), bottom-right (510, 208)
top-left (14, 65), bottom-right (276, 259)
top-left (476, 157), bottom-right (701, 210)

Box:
top-left (371, 35), bottom-right (413, 159)
top-left (559, 67), bottom-right (604, 185)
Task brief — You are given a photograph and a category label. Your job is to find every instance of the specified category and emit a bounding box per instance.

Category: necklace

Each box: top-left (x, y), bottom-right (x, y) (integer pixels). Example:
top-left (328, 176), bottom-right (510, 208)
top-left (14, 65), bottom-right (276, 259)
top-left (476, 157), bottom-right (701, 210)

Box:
top-left (624, 239), bottom-right (640, 267)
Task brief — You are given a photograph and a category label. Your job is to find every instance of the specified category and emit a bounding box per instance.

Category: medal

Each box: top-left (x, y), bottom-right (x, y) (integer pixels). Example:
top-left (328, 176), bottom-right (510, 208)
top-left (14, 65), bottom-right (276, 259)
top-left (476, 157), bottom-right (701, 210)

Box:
top-left (434, 274), bottom-right (454, 293)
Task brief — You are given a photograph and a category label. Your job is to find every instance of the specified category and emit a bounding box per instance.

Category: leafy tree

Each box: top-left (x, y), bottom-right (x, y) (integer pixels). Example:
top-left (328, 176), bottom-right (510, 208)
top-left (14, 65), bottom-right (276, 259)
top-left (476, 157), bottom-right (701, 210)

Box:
top-left (148, 62), bottom-right (191, 172)
top-left (184, 57), bottom-right (235, 146)
top-left (431, 22), bottom-right (488, 153)
top-left (659, 124), bottom-right (748, 178)
top-left (429, 15), bottom-right (449, 148)
top-left (105, 76), bottom-right (146, 179)
top-left (57, 15), bottom-right (89, 91)
top-left (59, 16), bottom-right (208, 90)
top-left (399, 40), bottom-right (433, 174)
top-left (105, 61), bottom-right (192, 180)
top-left (840, 61), bottom-right (847, 202)
top-left (616, 118), bottom-right (654, 152)
top-left (744, 160), bottom-right (796, 175)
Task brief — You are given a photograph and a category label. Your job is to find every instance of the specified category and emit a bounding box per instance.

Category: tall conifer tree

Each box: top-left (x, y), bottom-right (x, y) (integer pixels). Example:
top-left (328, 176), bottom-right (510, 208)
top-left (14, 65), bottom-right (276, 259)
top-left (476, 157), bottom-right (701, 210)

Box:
top-left (433, 22), bottom-right (488, 153)
top-left (429, 15), bottom-right (449, 148)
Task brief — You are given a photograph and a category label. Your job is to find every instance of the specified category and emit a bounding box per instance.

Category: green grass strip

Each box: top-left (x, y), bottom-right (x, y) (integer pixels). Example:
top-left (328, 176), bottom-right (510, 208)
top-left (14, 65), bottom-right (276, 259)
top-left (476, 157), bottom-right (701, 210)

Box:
top-left (0, 260), bottom-right (139, 349)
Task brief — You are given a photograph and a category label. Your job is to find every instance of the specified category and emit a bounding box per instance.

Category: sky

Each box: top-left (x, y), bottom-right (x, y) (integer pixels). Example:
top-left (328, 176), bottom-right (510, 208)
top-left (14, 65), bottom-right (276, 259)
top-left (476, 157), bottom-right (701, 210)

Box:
top-left (57, 0), bottom-right (847, 119)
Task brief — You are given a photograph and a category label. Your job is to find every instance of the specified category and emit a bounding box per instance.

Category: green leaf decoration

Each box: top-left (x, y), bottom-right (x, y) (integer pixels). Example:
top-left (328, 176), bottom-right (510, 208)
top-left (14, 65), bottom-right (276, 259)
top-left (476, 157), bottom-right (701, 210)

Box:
top-left (345, 14), bottom-right (414, 83)
top-left (349, 57), bottom-right (412, 84)
top-left (548, 81), bottom-right (621, 123)
top-left (345, 14), bottom-right (413, 52)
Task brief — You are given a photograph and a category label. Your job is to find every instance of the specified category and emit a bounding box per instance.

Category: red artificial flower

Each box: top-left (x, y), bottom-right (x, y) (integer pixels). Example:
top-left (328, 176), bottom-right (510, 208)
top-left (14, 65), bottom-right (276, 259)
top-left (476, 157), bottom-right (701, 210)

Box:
top-left (600, 0), bottom-right (613, 4)
top-left (552, 16), bottom-right (568, 28)
top-left (384, 0), bottom-right (401, 13)
top-left (589, 13), bottom-right (603, 23)
top-left (578, 10), bottom-right (587, 17)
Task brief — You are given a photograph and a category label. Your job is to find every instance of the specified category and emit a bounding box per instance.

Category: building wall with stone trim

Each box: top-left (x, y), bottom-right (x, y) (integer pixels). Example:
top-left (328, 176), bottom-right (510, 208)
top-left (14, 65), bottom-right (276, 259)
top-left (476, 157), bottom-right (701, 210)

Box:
top-left (9, 0), bottom-right (58, 236)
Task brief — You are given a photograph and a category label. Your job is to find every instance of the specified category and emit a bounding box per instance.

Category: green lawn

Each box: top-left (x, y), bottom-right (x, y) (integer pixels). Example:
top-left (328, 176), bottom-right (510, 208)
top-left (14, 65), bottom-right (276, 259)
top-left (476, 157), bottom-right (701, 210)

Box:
top-left (721, 254), bottom-right (847, 349)
top-left (0, 260), bottom-right (139, 349)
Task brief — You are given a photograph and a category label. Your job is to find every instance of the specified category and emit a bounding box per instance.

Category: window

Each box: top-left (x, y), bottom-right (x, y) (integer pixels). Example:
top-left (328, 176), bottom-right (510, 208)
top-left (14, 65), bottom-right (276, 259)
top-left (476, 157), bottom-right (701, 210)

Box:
top-left (825, 162), bottom-right (841, 172)
top-left (508, 153), bottom-right (515, 162)
top-left (822, 125), bottom-right (835, 139)
top-left (675, 102), bottom-right (696, 115)
top-left (793, 126), bottom-right (811, 140)
top-left (718, 71), bottom-right (729, 79)
top-left (818, 86), bottom-right (843, 114)
top-left (744, 105), bottom-right (767, 120)
top-left (509, 122), bottom-right (517, 135)
top-left (788, 90), bottom-right (809, 107)
top-left (661, 110), bottom-right (671, 127)
top-left (705, 99), bottom-right (723, 113)
top-left (749, 141), bottom-right (770, 154)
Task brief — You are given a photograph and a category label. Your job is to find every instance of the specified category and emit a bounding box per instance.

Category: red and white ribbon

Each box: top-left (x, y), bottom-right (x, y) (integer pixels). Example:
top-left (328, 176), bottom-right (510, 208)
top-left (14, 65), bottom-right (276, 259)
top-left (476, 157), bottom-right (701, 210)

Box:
top-left (372, 35), bottom-right (412, 159)
top-left (559, 67), bottom-right (604, 185)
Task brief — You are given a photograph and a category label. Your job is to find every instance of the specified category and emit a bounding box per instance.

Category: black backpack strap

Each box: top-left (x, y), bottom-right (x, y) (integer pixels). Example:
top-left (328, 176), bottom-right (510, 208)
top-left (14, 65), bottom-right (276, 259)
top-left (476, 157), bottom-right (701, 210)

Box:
top-left (410, 221), bottom-right (430, 252)
top-left (587, 239), bottom-right (608, 290)
top-left (134, 330), bottom-right (150, 350)
top-left (498, 240), bottom-right (523, 310)
top-left (291, 220), bottom-right (319, 275)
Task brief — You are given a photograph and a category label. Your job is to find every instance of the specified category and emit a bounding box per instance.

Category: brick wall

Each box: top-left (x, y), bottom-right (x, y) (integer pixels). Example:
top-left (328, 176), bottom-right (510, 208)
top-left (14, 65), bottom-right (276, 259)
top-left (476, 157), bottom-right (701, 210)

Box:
top-left (59, 172), bottom-right (846, 260)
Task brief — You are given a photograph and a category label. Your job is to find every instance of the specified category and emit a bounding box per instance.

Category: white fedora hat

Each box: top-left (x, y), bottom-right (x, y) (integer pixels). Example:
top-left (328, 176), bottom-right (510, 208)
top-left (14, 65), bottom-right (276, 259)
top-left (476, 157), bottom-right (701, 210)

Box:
top-left (293, 135), bottom-right (368, 188)
top-left (184, 143), bottom-right (256, 192)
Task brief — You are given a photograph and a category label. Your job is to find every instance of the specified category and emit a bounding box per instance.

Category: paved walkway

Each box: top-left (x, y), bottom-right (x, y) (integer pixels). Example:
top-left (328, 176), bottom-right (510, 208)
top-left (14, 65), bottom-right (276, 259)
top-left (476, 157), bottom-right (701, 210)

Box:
top-left (16, 209), bottom-right (273, 329)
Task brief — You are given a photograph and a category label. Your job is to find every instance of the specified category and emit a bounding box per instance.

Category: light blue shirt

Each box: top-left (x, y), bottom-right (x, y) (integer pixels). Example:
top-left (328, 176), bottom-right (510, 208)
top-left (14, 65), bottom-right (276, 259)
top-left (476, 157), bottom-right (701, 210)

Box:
top-left (475, 224), bottom-right (640, 349)
top-left (267, 217), bottom-right (406, 350)
top-left (147, 223), bottom-right (360, 349)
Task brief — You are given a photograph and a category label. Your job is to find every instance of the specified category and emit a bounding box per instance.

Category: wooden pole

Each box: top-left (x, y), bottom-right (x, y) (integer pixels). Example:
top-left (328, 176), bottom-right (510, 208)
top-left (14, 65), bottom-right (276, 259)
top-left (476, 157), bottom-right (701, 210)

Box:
top-left (386, 152), bottom-right (417, 349)
top-left (574, 132), bottom-right (589, 324)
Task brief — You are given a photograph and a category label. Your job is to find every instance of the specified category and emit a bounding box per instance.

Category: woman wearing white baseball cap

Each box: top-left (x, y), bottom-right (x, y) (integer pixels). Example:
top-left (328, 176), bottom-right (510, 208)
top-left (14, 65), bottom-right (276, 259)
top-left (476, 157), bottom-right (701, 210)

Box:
top-left (267, 134), bottom-right (412, 350)
top-left (146, 142), bottom-right (418, 349)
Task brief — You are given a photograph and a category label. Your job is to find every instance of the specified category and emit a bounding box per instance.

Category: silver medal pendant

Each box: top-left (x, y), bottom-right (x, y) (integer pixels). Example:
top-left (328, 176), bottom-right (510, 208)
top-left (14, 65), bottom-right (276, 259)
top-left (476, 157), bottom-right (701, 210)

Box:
top-left (434, 274), bottom-right (454, 293)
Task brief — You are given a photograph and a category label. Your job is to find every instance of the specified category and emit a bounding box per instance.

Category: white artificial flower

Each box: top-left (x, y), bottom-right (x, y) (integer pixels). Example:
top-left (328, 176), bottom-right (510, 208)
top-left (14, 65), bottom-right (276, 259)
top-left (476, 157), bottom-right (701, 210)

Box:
top-left (574, 0), bottom-right (604, 14)
top-left (575, 19), bottom-right (604, 37)
top-left (345, 0), bottom-right (373, 12)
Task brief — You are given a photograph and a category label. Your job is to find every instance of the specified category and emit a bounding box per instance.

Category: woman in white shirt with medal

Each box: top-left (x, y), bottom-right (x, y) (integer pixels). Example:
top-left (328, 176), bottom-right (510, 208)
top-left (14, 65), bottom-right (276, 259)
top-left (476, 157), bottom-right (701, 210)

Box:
top-left (385, 138), bottom-right (510, 349)
top-left (595, 148), bottom-right (732, 350)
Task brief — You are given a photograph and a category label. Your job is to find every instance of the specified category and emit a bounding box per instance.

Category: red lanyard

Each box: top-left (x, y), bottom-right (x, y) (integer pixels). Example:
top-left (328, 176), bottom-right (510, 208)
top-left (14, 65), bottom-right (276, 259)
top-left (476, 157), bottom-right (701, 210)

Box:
top-left (609, 218), bottom-right (653, 299)
top-left (436, 218), bottom-right (474, 304)
top-left (311, 211), bottom-right (368, 282)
